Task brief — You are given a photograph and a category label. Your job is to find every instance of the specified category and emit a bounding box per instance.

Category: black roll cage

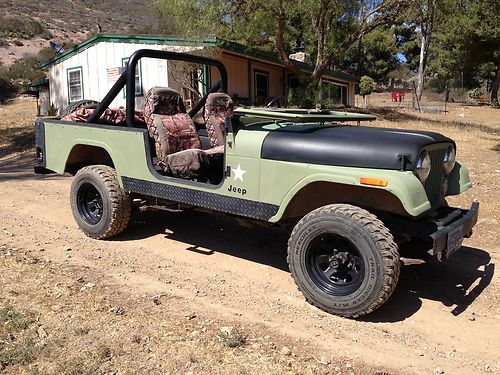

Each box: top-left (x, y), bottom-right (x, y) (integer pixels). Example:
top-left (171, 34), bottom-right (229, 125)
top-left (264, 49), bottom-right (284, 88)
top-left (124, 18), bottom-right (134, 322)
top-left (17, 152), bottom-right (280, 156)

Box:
top-left (87, 49), bottom-right (228, 127)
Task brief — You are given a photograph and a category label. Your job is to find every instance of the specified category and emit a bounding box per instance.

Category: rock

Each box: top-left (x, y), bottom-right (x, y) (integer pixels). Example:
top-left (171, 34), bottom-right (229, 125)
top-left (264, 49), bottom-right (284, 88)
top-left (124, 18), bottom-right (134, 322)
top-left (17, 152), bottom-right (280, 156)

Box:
top-left (220, 326), bottom-right (234, 336)
top-left (186, 311), bottom-right (197, 320)
top-left (109, 306), bottom-right (125, 315)
top-left (280, 346), bottom-right (292, 356)
top-left (468, 313), bottom-right (476, 321)
top-left (76, 277), bottom-right (85, 283)
top-left (37, 326), bottom-right (48, 339)
top-left (314, 355), bottom-right (331, 365)
top-left (435, 367), bottom-right (444, 374)
top-left (416, 349), bottom-right (425, 356)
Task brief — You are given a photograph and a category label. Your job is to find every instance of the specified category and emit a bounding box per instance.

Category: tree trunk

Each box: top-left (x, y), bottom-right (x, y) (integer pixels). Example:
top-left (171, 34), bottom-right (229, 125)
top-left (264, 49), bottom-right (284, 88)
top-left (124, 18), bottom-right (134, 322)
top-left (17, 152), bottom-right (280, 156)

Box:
top-left (415, 0), bottom-right (435, 107)
top-left (316, 78), bottom-right (323, 109)
top-left (443, 86), bottom-right (450, 102)
top-left (490, 65), bottom-right (500, 108)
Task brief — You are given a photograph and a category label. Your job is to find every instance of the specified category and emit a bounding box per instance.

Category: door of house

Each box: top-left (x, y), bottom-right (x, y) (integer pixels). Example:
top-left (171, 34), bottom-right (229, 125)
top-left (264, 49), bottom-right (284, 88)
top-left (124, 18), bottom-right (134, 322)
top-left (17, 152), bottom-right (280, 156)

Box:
top-left (254, 70), bottom-right (269, 106)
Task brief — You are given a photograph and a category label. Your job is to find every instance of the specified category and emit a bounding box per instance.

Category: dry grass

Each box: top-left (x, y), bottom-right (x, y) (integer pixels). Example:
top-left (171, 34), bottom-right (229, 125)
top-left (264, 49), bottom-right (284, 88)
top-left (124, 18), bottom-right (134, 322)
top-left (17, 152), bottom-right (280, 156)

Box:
top-left (0, 254), bottom-right (388, 375)
top-left (0, 97), bottom-right (36, 157)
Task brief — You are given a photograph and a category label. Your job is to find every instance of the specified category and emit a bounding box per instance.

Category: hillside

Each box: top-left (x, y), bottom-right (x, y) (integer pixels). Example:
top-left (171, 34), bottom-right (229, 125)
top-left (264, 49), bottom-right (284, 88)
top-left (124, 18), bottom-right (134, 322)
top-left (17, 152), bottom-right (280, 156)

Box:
top-left (0, 0), bottom-right (157, 66)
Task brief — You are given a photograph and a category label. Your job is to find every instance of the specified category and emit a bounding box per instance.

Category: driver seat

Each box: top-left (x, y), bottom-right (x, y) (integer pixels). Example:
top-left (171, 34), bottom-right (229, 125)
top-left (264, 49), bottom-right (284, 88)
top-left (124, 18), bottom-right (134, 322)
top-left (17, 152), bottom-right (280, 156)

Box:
top-left (143, 87), bottom-right (209, 179)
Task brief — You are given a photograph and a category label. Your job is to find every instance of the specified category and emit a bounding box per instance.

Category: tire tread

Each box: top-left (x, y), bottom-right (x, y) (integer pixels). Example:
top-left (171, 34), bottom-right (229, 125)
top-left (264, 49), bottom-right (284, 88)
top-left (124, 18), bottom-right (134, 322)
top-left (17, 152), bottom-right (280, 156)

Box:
top-left (287, 204), bottom-right (400, 318)
top-left (73, 165), bottom-right (131, 239)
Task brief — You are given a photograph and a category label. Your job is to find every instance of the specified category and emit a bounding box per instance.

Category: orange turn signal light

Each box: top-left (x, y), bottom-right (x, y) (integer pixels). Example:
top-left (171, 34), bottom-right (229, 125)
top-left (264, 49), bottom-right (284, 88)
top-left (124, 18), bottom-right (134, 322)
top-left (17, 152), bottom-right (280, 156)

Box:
top-left (359, 177), bottom-right (388, 187)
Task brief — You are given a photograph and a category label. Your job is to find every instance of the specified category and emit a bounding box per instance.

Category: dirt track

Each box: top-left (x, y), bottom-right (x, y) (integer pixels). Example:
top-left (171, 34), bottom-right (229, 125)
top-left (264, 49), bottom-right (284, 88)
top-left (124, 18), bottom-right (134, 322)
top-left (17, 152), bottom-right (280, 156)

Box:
top-left (1, 98), bottom-right (499, 374)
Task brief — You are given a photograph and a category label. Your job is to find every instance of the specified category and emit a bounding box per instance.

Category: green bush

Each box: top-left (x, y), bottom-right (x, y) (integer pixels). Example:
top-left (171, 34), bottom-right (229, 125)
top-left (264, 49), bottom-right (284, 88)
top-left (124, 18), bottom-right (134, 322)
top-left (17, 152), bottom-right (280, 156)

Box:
top-left (359, 76), bottom-right (374, 97)
top-left (8, 56), bottom-right (46, 89)
top-left (0, 67), bottom-right (16, 101)
top-left (0, 15), bottom-right (52, 39)
top-left (287, 77), bottom-right (316, 108)
top-left (467, 88), bottom-right (484, 100)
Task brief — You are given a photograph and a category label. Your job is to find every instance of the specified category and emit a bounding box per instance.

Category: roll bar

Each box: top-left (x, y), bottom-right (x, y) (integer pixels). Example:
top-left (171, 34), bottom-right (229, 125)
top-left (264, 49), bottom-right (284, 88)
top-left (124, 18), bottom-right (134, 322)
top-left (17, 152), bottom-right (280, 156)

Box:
top-left (88, 48), bottom-right (228, 127)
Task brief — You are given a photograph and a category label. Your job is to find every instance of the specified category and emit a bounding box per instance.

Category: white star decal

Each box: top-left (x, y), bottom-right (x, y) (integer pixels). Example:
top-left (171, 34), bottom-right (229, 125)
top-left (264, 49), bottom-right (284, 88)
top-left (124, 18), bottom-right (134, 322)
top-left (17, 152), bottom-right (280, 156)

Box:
top-left (233, 164), bottom-right (247, 182)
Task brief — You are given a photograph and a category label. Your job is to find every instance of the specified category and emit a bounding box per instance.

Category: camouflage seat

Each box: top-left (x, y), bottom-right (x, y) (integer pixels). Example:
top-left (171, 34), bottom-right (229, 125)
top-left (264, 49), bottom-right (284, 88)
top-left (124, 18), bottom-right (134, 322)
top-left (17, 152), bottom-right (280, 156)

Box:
top-left (143, 87), bottom-right (209, 179)
top-left (204, 93), bottom-right (234, 148)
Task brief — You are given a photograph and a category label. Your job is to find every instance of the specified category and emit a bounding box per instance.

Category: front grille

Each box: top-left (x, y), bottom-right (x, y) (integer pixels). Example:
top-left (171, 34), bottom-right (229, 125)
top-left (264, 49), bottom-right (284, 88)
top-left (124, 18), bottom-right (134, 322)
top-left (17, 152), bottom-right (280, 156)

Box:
top-left (424, 147), bottom-right (446, 207)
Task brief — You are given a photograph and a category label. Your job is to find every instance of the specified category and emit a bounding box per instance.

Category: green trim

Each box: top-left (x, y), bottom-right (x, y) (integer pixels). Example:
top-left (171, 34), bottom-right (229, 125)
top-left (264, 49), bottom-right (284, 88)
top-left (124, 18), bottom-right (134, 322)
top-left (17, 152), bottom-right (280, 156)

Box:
top-left (29, 78), bottom-right (49, 89)
top-left (202, 65), bottom-right (208, 95)
top-left (66, 66), bottom-right (83, 104)
top-left (247, 60), bottom-right (252, 104)
top-left (40, 34), bottom-right (357, 83)
top-left (41, 34), bottom-right (217, 69)
top-left (121, 57), bottom-right (143, 98)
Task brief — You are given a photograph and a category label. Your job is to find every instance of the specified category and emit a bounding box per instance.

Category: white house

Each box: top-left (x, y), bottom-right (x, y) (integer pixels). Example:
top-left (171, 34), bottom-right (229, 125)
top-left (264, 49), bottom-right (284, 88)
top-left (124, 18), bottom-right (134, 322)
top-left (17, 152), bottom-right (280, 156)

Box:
top-left (40, 34), bottom-right (359, 115)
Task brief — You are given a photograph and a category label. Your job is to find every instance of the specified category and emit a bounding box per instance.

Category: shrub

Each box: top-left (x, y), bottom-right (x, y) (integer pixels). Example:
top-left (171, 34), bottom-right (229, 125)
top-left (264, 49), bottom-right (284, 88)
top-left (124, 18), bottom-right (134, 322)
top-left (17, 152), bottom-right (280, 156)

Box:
top-left (287, 77), bottom-right (316, 109)
top-left (47, 103), bottom-right (59, 116)
top-left (0, 15), bottom-right (52, 39)
top-left (8, 56), bottom-right (46, 90)
top-left (0, 67), bottom-right (17, 101)
top-left (359, 76), bottom-right (374, 97)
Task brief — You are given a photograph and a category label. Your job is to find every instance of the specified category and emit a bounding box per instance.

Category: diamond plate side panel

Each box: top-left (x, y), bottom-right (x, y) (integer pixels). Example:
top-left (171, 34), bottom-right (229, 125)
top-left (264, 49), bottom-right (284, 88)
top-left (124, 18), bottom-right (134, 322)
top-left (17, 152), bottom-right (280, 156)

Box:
top-left (122, 176), bottom-right (279, 221)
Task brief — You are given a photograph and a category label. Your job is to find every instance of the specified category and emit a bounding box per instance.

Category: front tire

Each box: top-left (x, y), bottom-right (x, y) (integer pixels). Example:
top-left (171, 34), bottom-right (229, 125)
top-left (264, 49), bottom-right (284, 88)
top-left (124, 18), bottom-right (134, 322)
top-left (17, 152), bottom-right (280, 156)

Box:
top-left (287, 204), bottom-right (400, 318)
top-left (70, 165), bottom-right (131, 239)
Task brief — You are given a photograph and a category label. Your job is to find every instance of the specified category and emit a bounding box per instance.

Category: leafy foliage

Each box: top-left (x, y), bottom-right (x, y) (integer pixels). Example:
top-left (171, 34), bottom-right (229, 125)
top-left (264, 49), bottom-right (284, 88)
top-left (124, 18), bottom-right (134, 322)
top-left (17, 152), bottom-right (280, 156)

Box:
top-left (152, 0), bottom-right (408, 103)
top-left (427, 0), bottom-right (500, 105)
top-left (0, 15), bottom-right (52, 39)
top-left (359, 76), bottom-right (374, 96)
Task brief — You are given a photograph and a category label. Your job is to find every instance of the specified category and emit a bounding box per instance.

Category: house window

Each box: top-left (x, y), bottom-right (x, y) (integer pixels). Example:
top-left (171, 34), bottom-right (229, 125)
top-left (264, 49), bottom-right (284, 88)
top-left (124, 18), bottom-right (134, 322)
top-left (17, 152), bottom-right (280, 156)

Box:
top-left (122, 58), bottom-right (143, 96)
top-left (67, 67), bottom-right (83, 103)
top-left (322, 80), bottom-right (348, 107)
top-left (254, 70), bottom-right (269, 106)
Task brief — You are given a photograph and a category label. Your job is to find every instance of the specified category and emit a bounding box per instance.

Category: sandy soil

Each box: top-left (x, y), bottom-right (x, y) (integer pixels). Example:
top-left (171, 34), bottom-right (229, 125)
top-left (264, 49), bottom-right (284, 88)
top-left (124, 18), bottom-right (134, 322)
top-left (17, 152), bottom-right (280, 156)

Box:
top-left (0, 98), bottom-right (499, 374)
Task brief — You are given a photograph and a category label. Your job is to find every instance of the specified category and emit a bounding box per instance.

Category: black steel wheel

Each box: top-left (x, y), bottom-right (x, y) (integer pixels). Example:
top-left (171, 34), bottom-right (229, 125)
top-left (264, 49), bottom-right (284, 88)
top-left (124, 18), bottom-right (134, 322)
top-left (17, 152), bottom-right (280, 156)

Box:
top-left (287, 204), bottom-right (400, 318)
top-left (70, 165), bottom-right (131, 239)
top-left (77, 183), bottom-right (104, 225)
top-left (306, 234), bottom-right (365, 296)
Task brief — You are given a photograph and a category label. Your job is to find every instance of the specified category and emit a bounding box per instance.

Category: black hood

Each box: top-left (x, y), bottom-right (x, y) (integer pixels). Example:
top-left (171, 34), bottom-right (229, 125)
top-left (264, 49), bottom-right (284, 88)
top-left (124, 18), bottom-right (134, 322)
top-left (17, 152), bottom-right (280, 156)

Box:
top-left (261, 125), bottom-right (454, 170)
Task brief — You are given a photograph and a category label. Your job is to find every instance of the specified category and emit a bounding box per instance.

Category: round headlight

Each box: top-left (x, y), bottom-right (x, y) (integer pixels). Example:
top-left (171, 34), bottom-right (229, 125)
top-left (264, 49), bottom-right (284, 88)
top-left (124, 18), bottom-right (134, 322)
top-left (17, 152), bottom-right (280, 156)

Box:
top-left (443, 146), bottom-right (456, 175)
top-left (416, 152), bottom-right (431, 182)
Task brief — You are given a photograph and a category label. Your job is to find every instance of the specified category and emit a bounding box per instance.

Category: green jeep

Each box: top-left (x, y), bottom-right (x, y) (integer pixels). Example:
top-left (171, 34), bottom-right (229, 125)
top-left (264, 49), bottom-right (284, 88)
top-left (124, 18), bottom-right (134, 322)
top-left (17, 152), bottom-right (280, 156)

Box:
top-left (34, 50), bottom-right (479, 318)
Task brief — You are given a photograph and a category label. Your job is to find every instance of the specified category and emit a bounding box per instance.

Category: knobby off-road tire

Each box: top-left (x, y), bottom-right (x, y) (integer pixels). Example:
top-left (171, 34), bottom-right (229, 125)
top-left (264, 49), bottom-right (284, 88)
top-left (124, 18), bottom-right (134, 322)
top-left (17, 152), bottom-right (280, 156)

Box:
top-left (70, 165), bottom-right (131, 239)
top-left (287, 204), bottom-right (400, 318)
top-left (60, 99), bottom-right (100, 117)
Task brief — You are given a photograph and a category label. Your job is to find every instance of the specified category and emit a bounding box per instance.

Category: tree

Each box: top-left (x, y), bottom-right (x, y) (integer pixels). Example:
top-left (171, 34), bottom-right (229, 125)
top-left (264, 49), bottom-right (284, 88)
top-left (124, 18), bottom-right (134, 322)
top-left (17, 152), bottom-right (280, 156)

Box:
top-left (359, 75), bottom-right (374, 106)
top-left (152, 0), bottom-right (409, 105)
top-left (340, 25), bottom-right (400, 83)
top-left (406, 0), bottom-right (441, 105)
top-left (427, 0), bottom-right (500, 107)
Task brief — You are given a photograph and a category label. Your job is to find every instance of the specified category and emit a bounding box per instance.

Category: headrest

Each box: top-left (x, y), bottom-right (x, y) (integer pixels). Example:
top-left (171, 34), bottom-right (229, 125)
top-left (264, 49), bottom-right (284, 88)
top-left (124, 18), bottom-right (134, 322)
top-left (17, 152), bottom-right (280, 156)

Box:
top-left (205, 93), bottom-right (234, 113)
top-left (144, 87), bottom-right (186, 116)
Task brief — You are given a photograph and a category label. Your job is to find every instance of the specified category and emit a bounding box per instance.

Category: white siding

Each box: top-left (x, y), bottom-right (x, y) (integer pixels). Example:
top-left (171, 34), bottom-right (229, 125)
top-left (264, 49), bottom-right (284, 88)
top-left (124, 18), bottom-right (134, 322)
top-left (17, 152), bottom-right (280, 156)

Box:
top-left (47, 39), bottom-right (356, 112)
top-left (48, 41), bottom-right (202, 114)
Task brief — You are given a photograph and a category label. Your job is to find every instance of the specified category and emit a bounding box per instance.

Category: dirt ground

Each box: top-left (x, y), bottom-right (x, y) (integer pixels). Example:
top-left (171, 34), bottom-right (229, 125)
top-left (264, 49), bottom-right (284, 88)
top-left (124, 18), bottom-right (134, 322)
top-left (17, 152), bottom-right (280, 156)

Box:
top-left (0, 97), bottom-right (499, 375)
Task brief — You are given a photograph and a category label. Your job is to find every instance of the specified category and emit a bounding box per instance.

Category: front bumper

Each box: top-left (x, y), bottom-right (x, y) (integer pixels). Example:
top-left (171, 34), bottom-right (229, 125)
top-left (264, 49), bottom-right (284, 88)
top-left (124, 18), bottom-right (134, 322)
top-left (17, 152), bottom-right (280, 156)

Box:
top-left (429, 202), bottom-right (479, 261)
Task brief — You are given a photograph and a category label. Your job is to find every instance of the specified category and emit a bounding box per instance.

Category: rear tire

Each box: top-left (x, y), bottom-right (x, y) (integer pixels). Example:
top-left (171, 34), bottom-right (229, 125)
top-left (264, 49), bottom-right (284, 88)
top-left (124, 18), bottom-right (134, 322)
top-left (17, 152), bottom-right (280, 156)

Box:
top-left (287, 204), bottom-right (400, 318)
top-left (70, 165), bottom-right (131, 239)
top-left (61, 99), bottom-right (100, 117)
